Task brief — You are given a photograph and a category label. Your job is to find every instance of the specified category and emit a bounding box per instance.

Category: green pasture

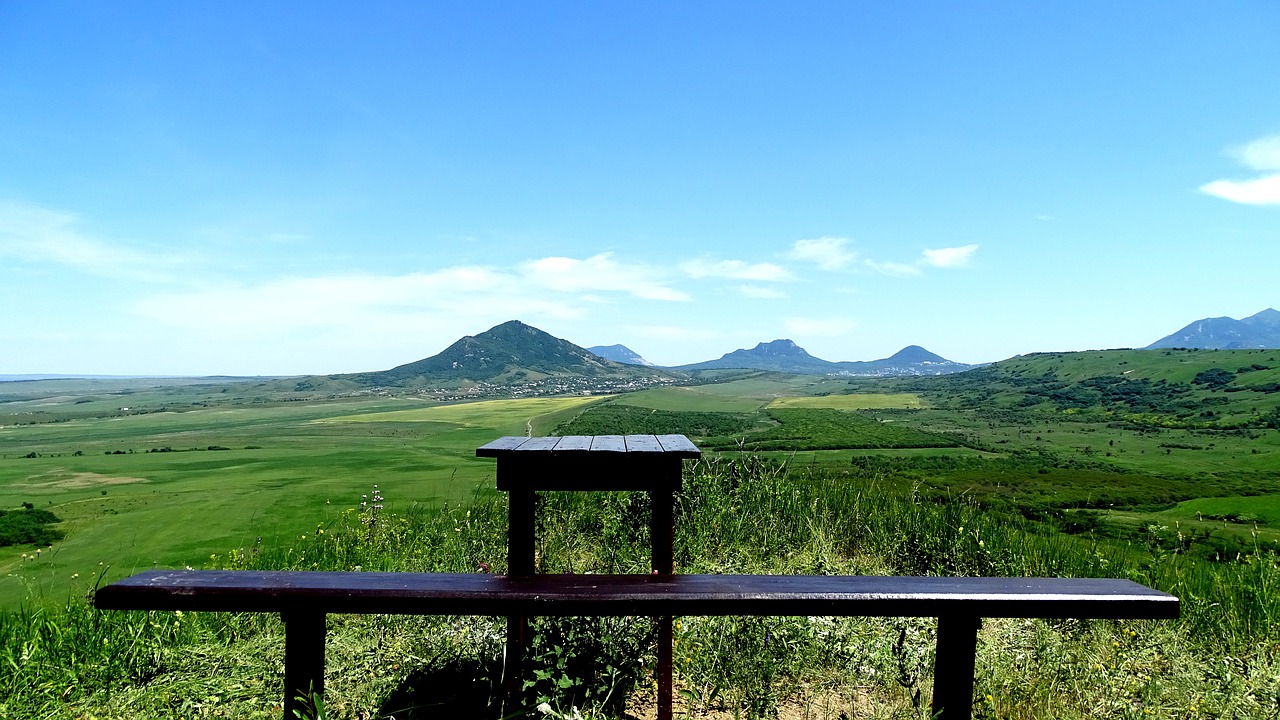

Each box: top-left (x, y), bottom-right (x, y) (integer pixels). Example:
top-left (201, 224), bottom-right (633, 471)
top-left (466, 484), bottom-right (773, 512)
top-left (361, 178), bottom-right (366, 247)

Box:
top-left (604, 385), bottom-right (766, 412)
top-left (892, 406), bottom-right (1280, 475)
top-left (1162, 494), bottom-right (1280, 526)
top-left (4, 355), bottom-right (1280, 609)
top-left (0, 394), bottom-right (601, 608)
top-left (998, 348), bottom-right (1280, 385)
top-left (767, 392), bottom-right (924, 410)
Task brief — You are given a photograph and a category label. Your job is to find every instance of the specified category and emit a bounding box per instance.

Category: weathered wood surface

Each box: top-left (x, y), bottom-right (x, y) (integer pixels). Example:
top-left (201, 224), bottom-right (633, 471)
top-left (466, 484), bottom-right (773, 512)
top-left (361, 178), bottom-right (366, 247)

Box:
top-left (96, 571), bottom-right (1179, 618)
top-left (480, 435), bottom-right (699, 492)
top-left (476, 434), bottom-right (702, 459)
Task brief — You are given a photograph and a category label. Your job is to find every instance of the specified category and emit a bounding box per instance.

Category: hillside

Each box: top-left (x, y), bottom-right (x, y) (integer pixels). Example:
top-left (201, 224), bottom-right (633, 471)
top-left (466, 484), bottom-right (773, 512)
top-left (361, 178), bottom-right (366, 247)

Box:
top-left (349, 320), bottom-right (674, 388)
top-left (586, 344), bottom-right (654, 366)
top-left (897, 347), bottom-right (1280, 429)
top-left (677, 339), bottom-right (972, 376)
top-left (1147, 308), bottom-right (1280, 349)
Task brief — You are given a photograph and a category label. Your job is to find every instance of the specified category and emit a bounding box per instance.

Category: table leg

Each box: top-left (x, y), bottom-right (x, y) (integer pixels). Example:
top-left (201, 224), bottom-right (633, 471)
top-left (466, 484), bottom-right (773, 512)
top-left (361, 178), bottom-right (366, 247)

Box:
top-left (282, 610), bottom-right (326, 720)
top-left (931, 615), bottom-right (981, 720)
top-left (509, 488), bottom-right (536, 576)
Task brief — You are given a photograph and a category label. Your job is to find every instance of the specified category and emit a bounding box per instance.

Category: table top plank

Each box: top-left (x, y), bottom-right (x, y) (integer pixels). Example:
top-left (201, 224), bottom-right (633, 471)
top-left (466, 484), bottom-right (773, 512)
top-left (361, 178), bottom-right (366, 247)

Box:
top-left (655, 434), bottom-right (701, 457)
top-left (516, 436), bottom-right (561, 452)
top-left (624, 435), bottom-right (664, 453)
top-left (478, 435), bottom-right (701, 460)
top-left (476, 436), bottom-right (529, 455)
top-left (589, 435), bottom-right (627, 453)
top-left (96, 570), bottom-right (1178, 620)
top-left (552, 436), bottom-right (594, 453)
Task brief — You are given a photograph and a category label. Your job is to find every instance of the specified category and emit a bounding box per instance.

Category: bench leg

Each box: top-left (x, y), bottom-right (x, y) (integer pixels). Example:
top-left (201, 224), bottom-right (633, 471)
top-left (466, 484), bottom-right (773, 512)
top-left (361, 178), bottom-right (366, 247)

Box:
top-left (502, 614), bottom-right (528, 715)
top-left (656, 616), bottom-right (673, 720)
top-left (282, 610), bottom-right (326, 720)
top-left (931, 615), bottom-right (981, 720)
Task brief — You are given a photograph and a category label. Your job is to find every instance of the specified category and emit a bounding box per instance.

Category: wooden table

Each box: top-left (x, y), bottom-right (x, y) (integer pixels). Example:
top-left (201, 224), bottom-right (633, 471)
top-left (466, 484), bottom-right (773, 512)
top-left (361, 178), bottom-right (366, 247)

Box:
top-left (476, 434), bottom-right (702, 719)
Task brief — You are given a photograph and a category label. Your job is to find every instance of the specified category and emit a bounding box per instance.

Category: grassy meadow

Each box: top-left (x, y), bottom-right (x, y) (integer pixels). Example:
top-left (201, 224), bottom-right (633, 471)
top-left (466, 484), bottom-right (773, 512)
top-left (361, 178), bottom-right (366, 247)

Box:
top-left (0, 389), bottom-right (602, 607)
top-left (3, 349), bottom-right (1280, 718)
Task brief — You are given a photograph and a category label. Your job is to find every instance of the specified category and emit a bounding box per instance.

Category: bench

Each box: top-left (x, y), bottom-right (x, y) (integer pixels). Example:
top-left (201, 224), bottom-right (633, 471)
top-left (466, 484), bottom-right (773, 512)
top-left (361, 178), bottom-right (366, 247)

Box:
top-left (93, 434), bottom-right (1180, 719)
top-left (94, 569), bottom-right (1178, 720)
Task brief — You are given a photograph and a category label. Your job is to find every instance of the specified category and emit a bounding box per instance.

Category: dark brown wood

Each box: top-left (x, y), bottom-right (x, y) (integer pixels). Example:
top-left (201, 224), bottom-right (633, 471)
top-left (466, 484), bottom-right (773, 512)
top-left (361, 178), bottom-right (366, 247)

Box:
top-left (478, 436), bottom-right (700, 720)
top-left (657, 616), bottom-right (673, 719)
top-left (508, 488), bottom-right (536, 576)
top-left (493, 456), bottom-right (685, 491)
top-left (502, 614), bottom-right (528, 715)
top-left (651, 489), bottom-right (674, 575)
top-left (98, 571), bottom-right (1176, 720)
top-left (282, 610), bottom-right (325, 720)
top-left (932, 615), bottom-right (982, 720)
top-left (97, 571), bottom-right (1179, 619)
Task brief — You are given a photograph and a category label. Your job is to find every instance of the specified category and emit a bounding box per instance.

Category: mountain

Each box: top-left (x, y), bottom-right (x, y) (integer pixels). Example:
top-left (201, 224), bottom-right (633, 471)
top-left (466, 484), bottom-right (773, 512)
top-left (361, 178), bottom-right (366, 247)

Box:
top-left (1146, 309), bottom-right (1280, 350)
top-left (351, 321), bottom-right (673, 388)
top-left (831, 345), bottom-right (972, 376)
top-left (680, 339), bottom-right (834, 373)
top-left (676, 339), bottom-right (972, 376)
top-left (587, 344), bottom-right (654, 366)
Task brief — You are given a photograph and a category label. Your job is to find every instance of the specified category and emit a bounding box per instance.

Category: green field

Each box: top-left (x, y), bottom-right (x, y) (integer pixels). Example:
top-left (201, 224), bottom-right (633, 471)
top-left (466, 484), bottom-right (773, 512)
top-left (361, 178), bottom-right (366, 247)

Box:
top-left (5, 351), bottom-right (1280, 609)
top-left (767, 392), bottom-right (924, 410)
top-left (7, 350), bottom-right (1280, 717)
top-left (0, 393), bottom-right (601, 607)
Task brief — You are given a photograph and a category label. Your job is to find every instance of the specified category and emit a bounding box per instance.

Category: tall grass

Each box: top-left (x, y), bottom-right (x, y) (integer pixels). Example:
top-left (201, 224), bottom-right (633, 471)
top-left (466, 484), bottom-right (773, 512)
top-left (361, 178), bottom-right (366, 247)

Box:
top-left (4, 455), bottom-right (1280, 718)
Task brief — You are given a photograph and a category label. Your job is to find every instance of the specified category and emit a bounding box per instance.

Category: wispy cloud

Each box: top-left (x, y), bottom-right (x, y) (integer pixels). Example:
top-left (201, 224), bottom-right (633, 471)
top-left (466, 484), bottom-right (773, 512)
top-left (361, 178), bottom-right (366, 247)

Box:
top-left (790, 237), bottom-right (859, 271)
top-left (788, 235), bottom-right (977, 276)
top-left (922, 244), bottom-right (979, 268)
top-left (863, 259), bottom-right (922, 277)
top-left (132, 252), bottom-right (688, 336)
top-left (680, 257), bottom-right (793, 282)
top-left (522, 253), bottom-right (689, 301)
top-left (1201, 134), bottom-right (1280, 206)
top-left (0, 200), bottom-right (190, 282)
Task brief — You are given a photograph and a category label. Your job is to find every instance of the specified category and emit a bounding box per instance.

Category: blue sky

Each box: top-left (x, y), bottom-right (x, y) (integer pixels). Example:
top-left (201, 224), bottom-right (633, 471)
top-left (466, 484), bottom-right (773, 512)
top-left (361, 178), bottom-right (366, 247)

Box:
top-left (2, 2), bottom-right (1278, 375)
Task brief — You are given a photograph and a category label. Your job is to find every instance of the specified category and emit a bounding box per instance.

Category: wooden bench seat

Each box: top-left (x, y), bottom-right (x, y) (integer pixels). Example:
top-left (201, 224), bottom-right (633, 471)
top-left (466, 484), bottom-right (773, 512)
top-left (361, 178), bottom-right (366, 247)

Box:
top-left (95, 569), bottom-right (1177, 719)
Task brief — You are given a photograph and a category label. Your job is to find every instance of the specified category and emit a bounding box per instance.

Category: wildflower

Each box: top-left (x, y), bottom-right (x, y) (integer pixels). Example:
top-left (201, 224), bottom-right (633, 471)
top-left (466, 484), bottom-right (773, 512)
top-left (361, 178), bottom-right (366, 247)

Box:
top-left (71, 573), bottom-right (79, 579)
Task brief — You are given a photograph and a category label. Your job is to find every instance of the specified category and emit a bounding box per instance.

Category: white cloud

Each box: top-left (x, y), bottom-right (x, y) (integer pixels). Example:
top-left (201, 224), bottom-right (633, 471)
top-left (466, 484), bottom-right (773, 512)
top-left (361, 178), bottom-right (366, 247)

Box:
top-left (739, 285), bottom-right (787, 299)
top-left (790, 237), bottom-right (858, 271)
top-left (1233, 135), bottom-right (1280, 171)
top-left (1200, 176), bottom-right (1280, 206)
top-left (680, 258), bottom-right (793, 282)
top-left (1202, 135), bottom-right (1280, 206)
top-left (522, 252), bottom-right (689, 301)
top-left (864, 259), bottom-right (922, 277)
top-left (785, 316), bottom-right (856, 337)
top-left (0, 200), bottom-right (189, 281)
top-left (922, 244), bottom-right (979, 268)
top-left (133, 252), bottom-right (690, 337)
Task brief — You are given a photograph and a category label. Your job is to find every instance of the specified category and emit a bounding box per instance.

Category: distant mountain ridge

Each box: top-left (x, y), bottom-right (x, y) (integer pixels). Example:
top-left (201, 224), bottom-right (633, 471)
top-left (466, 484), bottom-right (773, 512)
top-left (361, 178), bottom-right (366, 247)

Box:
top-left (1147, 309), bottom-right (1280, 350)
top-left (349, 321), bottom-right (671, 388)
top-left (676, 339), bottom-right (972, 376)
top-left (587, 344), bottom-right (654, 366)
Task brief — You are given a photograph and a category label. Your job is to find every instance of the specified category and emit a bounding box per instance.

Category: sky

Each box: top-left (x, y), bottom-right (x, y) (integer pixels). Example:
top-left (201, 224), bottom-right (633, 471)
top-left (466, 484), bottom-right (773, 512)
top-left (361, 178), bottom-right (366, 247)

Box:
top-left (2, 2), bottom-right (1279, 376)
